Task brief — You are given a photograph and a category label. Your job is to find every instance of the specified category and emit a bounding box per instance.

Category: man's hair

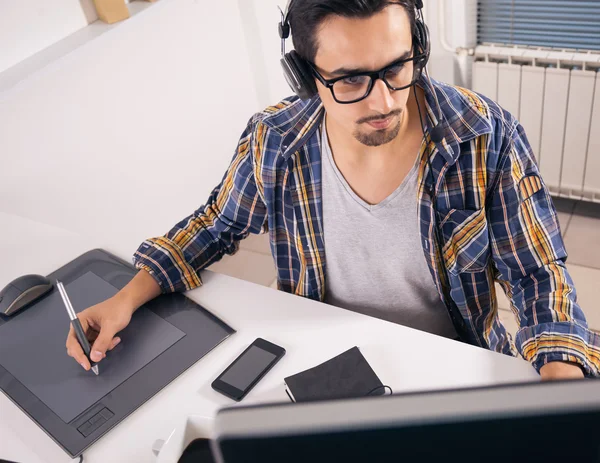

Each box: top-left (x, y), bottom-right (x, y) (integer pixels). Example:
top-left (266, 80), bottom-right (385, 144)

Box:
top-left (289, 0), bottom-right (417, 64)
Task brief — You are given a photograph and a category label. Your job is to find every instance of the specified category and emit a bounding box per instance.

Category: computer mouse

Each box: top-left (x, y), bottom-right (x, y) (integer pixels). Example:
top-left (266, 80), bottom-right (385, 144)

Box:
top-left (0, 274), bottom-right (53, 316)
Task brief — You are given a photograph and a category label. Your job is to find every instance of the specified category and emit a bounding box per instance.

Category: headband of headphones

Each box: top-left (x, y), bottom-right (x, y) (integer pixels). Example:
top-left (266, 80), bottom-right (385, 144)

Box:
top-left (279, 0), bottom-right (426, 41)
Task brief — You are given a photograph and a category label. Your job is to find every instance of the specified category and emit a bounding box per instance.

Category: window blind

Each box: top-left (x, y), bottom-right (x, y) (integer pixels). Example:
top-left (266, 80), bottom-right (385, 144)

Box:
top-left (477, 0), bottom-right (600, 51)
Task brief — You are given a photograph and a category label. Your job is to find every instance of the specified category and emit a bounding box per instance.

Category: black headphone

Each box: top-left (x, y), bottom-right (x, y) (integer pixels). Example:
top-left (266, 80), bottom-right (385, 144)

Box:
top-left (278, 0), bottom-right (431, 101)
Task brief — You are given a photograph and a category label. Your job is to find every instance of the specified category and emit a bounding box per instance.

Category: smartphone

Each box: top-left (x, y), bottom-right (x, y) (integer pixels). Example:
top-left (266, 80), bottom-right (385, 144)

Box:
top-left (211, 338), bottom-right (286, 402)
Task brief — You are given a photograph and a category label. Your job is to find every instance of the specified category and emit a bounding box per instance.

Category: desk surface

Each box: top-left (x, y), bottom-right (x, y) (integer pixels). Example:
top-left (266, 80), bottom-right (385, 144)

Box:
top-left (0, 212), bottom-right (540, 463)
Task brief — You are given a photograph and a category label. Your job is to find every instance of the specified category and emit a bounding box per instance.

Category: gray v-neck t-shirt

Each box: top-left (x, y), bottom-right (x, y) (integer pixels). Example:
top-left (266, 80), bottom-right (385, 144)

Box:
top-left (321, 120), bottom-right (457, 339)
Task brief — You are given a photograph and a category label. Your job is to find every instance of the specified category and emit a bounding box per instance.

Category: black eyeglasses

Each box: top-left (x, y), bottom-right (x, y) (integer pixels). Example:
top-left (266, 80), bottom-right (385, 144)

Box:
top-left (307, 52), bottom-right (427, 104)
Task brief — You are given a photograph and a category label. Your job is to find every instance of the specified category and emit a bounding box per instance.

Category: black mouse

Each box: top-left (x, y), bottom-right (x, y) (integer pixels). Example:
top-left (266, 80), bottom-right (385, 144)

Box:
top-left (0, 274), bottom-right (53, 316)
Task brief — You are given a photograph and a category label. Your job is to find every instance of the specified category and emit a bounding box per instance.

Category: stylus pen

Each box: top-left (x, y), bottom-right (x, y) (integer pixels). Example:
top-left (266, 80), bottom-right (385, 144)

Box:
top-left (56, 280), bottom-right (99, 376)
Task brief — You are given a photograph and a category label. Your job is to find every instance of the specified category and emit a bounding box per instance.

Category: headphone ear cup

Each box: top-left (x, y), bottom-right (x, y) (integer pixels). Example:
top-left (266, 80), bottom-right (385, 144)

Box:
top-left (414, 19), bottom-right (430, 67)
top-left (290, 50), bottom-right (318, 99)
top-left (280, 50), bottom-right (318, 100)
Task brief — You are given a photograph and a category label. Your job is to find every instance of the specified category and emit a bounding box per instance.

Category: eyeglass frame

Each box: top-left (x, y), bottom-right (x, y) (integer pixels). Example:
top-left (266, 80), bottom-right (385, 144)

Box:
top-left (306, 51), bottom-right (428, 104)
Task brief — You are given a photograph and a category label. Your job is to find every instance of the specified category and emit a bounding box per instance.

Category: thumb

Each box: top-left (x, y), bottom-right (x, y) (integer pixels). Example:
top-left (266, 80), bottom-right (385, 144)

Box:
top-left (90, 325), bottom-right (119, 362)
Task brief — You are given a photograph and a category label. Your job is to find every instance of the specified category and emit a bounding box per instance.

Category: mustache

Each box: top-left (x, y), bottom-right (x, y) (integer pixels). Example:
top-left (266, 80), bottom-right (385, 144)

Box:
top-left (358, 109), bottom-right (402, 124)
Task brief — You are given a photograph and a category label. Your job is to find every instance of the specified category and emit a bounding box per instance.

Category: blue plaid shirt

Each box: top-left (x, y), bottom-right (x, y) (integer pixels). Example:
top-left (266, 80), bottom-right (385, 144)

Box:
top-left (134, 75), bottom-right (600, 376)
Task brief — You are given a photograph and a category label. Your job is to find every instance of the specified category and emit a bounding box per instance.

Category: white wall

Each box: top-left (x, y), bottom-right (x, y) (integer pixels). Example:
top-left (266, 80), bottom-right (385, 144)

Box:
top-left (426, 0), bottom-right (478, 88)
top-left (0, 0), bottom-right (469, 107)
top-left (236, 1), bottom-right (282, 111)
top-left (423, 0), bottom-right (459, 85)
top-left (0, 0), bottom-right (471, 253)
top-left (0, 0), bottom-right (261, 251)
top-left (0, 0), bottom-right (140, 74)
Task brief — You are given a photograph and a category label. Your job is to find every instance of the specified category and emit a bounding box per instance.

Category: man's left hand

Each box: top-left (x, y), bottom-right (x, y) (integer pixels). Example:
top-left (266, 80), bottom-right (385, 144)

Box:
top-left (540, 361), bottom-right (585, 381)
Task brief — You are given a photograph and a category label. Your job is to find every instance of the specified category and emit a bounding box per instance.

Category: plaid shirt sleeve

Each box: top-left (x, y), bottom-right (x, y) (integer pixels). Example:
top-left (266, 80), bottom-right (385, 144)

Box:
top-left (489, 121), bottom-right (600, 376)
top-left (132, 115), bottom-right (267, 293)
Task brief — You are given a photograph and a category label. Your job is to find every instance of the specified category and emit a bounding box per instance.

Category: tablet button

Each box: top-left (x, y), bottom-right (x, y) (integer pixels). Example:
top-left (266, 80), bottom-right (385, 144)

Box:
top-left (99, 407), bottom-right (114, 420)
top-left (77, 421), bottom-right (94, 437)
top-left (86, 415), bottom-right (107, 434)
top-left (89, 413), bottom-right (105, 425)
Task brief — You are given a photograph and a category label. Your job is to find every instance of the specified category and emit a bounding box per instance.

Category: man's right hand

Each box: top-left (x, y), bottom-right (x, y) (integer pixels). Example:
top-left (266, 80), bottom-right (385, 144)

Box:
top-left (65, 268), bottom-right (162, 371)
top-left (65, 295), bottom-right (134, 371)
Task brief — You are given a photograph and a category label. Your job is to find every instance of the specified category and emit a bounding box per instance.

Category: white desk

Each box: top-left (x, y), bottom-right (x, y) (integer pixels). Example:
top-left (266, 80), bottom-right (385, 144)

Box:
top-left (0, 212), bottom-right (540, 463)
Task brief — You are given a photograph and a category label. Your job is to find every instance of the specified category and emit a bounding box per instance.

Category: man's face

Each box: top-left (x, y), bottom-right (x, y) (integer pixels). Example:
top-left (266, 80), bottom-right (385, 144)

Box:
top-left (312, 6), bottom-right (415, 148)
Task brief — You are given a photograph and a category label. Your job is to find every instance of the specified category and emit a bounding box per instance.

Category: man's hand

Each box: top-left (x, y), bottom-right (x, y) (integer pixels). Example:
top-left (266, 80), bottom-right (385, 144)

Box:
top-left (540, 361), bottom-right (585, 381)
top-left (65, 294), bottom-right (134, 371)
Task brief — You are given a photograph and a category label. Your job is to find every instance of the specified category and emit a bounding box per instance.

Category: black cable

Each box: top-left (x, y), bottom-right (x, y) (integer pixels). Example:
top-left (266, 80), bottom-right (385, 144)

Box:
top-left (413, 84), bottom-right (449, 287)
top-left (413, 84), bottom-right (443, 222)
top-left (413, 84), bottom-right (469, 343)
top-left (79, 454), bottom-right (84, 463)
top-left (413, 85), bottom-right (437, 215)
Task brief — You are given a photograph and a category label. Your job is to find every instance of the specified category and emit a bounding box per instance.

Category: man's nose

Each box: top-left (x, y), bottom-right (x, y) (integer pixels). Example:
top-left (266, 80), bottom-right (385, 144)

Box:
top-left (366, 78), bottom-right (394, 115)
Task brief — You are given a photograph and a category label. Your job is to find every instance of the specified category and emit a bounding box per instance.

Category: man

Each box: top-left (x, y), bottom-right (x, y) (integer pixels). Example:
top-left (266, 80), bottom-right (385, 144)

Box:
top-left (66, 0), bottom-right (600, 380)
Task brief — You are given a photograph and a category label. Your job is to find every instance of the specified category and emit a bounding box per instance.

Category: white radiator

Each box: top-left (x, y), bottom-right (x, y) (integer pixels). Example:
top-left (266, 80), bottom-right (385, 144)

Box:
top-left (472, 45), bottom-right (600, 203)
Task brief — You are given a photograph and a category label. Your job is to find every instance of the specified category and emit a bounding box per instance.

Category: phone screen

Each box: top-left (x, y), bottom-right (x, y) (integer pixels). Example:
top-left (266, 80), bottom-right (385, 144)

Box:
top-left (219, 346), bottom-right (277, 391)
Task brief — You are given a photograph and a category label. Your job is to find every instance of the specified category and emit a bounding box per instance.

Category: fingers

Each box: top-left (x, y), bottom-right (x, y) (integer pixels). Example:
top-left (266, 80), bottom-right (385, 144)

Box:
top-left (87, 329), bottom-right (99, 344)
top-left (66, 323), bottom-right (90, 371)
top-left (66, 311), bottom-right (123, 371)
top-left (108, 336), bottom-right (121, 351)
top-left (90, 325), bottom-right (120, 362)
top-left (87, 318), bottom-right (101, 332)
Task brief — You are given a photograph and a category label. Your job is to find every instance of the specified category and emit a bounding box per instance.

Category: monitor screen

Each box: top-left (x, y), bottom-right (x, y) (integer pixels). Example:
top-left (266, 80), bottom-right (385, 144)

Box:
top-left (211, 379), bottom-right (600, 463)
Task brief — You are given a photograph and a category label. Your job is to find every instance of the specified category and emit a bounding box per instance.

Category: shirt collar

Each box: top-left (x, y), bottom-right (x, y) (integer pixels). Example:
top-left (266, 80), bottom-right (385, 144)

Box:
top-left (262, 73), bottom-right (493, 164)
top-left (416, 73), bottom-right (493, 165)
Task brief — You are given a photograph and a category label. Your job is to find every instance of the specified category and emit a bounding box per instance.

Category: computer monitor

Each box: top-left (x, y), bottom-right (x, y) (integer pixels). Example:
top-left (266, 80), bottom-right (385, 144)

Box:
top-left (210, 379), bottom-right (600, 463)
